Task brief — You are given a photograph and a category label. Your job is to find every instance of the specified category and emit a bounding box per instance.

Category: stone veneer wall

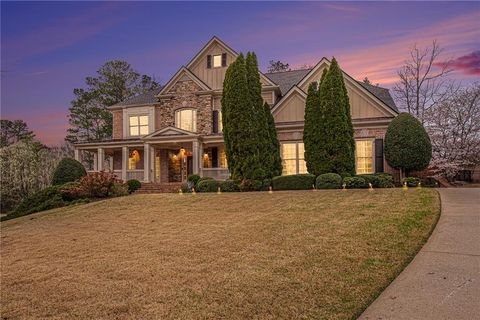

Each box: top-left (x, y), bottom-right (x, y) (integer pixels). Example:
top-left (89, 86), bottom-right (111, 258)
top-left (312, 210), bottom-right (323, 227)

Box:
top-left (156, 80), bottom-right (212, 135)
top-left (112, 110), bottom-right (123, 139)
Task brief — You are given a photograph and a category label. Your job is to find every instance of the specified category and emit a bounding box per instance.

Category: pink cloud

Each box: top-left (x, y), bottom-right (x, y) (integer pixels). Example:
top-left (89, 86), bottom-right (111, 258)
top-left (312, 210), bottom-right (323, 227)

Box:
top-left (281, 11), bottom-right (480, 86)
top-left (435, 50), bottom-right (480, 75)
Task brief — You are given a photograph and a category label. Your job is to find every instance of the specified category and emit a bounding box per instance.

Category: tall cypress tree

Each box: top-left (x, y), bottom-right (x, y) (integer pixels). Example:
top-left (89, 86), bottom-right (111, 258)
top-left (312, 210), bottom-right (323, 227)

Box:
top-left (264, 102), bottom-right (283, 177)
top-left (318, 58), bottom-right (355, 175)
top-left (246, 52), bottom-right (270, 178)
top-left (221, 54), bottom-right (264, 180)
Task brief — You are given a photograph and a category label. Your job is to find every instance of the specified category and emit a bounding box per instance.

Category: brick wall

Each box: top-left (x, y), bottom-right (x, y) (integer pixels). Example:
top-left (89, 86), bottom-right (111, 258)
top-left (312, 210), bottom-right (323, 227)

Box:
top-left (112, 110), bottom-right (123, 139)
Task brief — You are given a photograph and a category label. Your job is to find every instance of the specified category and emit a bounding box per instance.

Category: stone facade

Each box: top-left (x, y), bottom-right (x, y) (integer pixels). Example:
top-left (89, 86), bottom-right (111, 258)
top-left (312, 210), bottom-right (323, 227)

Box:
top-left (156, 80), bottom-right (213, 135)
top-left (112, 110), bottom-right (123, 139)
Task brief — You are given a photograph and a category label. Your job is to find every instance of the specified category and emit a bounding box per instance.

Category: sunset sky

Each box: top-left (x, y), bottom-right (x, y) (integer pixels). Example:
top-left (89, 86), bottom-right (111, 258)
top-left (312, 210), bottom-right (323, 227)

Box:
top-left (1, 1), bottom-right (479, 145)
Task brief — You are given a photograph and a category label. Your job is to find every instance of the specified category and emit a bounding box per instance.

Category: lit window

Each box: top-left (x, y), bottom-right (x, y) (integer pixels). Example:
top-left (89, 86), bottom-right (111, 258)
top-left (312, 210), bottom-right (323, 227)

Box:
top-left (129, 115), bottom-right (149, 136)
top-left (282, 142), bottom-right (306, 175)
top-left (218, 110), bottom-right (223, 133)
top-left (128, 149), bottom-right (141, 170)
top-left (175, 109), bottom-right (197, 132)
top-left (220, 148), bottom-right (228, 168)
top-left (356, 140), bottom-right (374, 174)
top-left (213, 54), bottom-right (222, 68)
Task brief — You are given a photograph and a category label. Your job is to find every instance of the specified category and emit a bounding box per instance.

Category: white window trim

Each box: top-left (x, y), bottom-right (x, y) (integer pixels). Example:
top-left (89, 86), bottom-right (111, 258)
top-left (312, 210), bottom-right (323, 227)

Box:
top-left (355, 138), bottom-right (375, 175)
top-left (281, 141), bottom-right (305, 175)
top-left (128, 115), bottom-right (149, 137)
top-left (212, 54), bottom-right (223, 68)
top-left (175, 108), bottom-right (197, 133)
top-left (122, 106), bottom-right (155, 138)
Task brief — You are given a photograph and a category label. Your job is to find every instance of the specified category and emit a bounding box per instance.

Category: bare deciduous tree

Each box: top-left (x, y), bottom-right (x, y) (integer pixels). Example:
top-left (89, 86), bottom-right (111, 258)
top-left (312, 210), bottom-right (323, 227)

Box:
top-left (424, 82), bottom-right (480, 179)
top-left (393, 40), bottom-right (455, 123)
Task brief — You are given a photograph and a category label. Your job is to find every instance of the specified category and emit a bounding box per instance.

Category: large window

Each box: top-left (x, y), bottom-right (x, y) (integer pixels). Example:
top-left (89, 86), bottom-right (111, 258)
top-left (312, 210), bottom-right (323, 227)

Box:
top-left (356, 140), bottom-right (374, 174)
top-left (175, 109), bottom-right (197, 132)
top-left (129, 115), bottom-right (148, 136)
top-left (281, 142), bottom-right (307, 175)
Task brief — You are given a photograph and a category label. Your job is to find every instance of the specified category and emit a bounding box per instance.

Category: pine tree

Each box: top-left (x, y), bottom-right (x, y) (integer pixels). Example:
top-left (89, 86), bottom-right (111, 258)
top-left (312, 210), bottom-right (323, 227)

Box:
top-left (221, 54), bottom-right (264, 180)
top-left (317, 58), bottom-right (355, 175)
top-left (66, 60), bottom-right (158, 143)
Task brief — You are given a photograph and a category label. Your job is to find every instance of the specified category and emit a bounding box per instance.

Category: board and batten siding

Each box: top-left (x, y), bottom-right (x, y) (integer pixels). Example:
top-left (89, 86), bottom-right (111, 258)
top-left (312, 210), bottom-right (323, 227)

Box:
top-left (273, 93), bottom-right (306, 122)
top-left (190, 43), bottom-right (236, 90)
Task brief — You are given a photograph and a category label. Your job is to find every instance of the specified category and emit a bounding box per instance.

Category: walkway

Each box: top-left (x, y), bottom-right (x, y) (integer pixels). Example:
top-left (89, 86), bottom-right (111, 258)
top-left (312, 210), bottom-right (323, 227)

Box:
top-left (359, 188), bottom-right (480, 320)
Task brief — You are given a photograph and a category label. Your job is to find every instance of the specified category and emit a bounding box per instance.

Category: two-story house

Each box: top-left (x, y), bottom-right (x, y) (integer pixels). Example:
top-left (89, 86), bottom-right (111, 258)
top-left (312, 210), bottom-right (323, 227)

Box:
top-left (73, 36), bottom-right (399, 185)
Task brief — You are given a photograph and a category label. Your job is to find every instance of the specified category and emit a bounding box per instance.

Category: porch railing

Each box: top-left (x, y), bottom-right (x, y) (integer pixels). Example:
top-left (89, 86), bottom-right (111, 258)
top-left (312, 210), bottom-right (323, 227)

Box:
top-left (202, 168), bottom-right (230, 180)
top-left (127, 170), bottom-right (144, 181)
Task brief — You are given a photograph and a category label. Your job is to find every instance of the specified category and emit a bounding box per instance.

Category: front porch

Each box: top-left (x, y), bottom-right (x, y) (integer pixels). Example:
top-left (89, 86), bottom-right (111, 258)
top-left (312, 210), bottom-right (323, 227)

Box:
top-left (74, 136), bottom-right (229, 183)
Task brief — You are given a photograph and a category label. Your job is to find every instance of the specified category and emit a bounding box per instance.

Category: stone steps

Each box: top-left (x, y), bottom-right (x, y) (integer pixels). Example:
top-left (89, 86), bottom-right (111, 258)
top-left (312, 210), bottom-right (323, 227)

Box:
top-left (136, 183), bottom-right (182, 194)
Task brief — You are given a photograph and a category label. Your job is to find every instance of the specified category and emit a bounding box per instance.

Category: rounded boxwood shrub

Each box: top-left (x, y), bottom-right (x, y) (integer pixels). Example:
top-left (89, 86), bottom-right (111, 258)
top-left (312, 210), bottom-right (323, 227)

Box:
top-left (126, 179), bottom-right (141, 193)
top-left (358, 174), bottom-right (381, 188)
top-left (187, 174), bottom-right (201, 186)
top-left (343, 176), bottom-right (368, 189)
top-left (376, 173), bottom-right (395, 188)
top-left (196, 179), bottom-right (221, 192)
top-left (316, 173), bottom-right (342, 189)
top-left (402, 177), bottom-right (421, 187)
top-left (385, 113), bottom-right (432, 174)
top-left (272, 174), bottom-right (316, 190)
top-left (52, 158), bottom-right (87, 185)
top-left (261, 178), bottom-right (272, 191)
top-left (220, 180), bottom-right (239, 192)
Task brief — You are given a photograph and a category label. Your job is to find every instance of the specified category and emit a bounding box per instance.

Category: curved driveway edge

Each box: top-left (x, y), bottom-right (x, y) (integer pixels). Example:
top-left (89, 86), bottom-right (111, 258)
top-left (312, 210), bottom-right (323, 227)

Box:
top-left (359, 188), bottom-right (480, 320)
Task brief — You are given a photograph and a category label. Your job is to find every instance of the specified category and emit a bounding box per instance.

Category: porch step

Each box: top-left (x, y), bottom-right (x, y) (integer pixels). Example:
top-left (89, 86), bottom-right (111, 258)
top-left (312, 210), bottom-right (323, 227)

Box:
top-left (136, 183), bottom-right (183, 194)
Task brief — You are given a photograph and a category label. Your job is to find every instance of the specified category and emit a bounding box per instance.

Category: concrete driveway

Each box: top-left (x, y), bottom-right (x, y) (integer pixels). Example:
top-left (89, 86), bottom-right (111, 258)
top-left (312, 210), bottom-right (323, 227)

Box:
top-left (359, 188), bottom-right (480, 320)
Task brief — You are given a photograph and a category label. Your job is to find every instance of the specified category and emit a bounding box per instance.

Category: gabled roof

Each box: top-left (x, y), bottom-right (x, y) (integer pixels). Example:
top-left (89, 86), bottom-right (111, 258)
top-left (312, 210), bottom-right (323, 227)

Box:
top-left (109, 86), bottom-right (163, 108)
top-left (186, 36), bottom-right (277, 88)
top-left (266, 58), bottom-right (398, 113)
top-left (157, 66), bottom-right (210, 96)
top-left (143, 126), bottom-right (197, 139)
top-left (265, 69), bottom-right (311, 95)
top-left (270, 85), bottom-right (307, 115)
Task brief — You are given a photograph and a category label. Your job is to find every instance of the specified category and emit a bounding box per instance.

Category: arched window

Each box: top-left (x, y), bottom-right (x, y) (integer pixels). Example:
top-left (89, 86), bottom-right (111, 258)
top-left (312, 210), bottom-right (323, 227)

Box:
top-left (175, 109), bottom-right (197, 132)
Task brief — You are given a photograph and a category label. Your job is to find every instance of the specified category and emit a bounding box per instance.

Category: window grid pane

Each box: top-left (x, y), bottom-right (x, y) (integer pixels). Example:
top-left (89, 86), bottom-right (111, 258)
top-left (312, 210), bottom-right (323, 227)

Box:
top-left (213, 55), bottom-right (222, 67)
top-left (356, 140), bottom-right (374, 174)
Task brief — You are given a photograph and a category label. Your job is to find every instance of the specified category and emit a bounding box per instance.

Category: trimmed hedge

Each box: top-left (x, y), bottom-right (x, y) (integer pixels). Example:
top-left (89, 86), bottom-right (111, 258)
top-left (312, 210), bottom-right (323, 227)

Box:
top-left (357, 174), bottom-right (395, 188)
top-left (402, 177), bottom-right (421, 187)
top-left (343, 176), bottom-right (368, 189)
top-left (272, 174), bottom-right (316, 190)
top-left (196, 179), bottom-right (221, 192)
top-left (220, 180), bottom-right (240, 192)
top-left (316, 173), bottom-right (342, 189)
top-left (187, 174), bottom-right (201, 186)
top-left (127, 179), bottom-right (141, 193)
top-left (52, 158), bottom-right (87, 185)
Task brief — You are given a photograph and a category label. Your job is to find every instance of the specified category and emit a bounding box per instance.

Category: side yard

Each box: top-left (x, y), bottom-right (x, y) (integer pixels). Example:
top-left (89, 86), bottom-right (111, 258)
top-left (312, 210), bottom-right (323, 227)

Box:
top-left (1, 189), bottom-right (440, 319)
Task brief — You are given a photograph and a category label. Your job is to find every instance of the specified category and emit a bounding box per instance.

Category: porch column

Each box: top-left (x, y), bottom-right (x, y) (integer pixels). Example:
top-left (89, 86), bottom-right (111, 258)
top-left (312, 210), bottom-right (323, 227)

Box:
top-left (93, 151), bottom-right (98, 171)
top-left (199, 143), bottom-right (204, 176)
top-left (97, 148), bottom-right (104, 171)
top-left (150, 146), bottom-right (155, 182)
top-left (74, 149), bottom-right (80, 162)
top-left (193, 140), bottom-right (200, 174)
top-left (144, 143), bottom-right (150, 182)
top-left (121, 146), bottom-right (128, 181)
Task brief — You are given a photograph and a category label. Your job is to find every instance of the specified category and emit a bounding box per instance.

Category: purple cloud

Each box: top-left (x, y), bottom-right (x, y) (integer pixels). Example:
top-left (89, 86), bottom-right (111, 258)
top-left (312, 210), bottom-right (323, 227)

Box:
top-left (446, 51), bottom-right (480, 75)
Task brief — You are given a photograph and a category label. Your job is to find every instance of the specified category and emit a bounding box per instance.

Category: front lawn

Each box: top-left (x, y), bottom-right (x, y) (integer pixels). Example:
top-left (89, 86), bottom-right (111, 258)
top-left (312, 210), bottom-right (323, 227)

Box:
top-left (1, 189), bottom-right (439, 319)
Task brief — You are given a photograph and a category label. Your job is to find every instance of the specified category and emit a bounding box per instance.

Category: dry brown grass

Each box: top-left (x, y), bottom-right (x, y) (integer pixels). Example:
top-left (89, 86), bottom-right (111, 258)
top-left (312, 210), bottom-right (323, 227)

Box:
top-left (1, 189), bottom-right (439, 320)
